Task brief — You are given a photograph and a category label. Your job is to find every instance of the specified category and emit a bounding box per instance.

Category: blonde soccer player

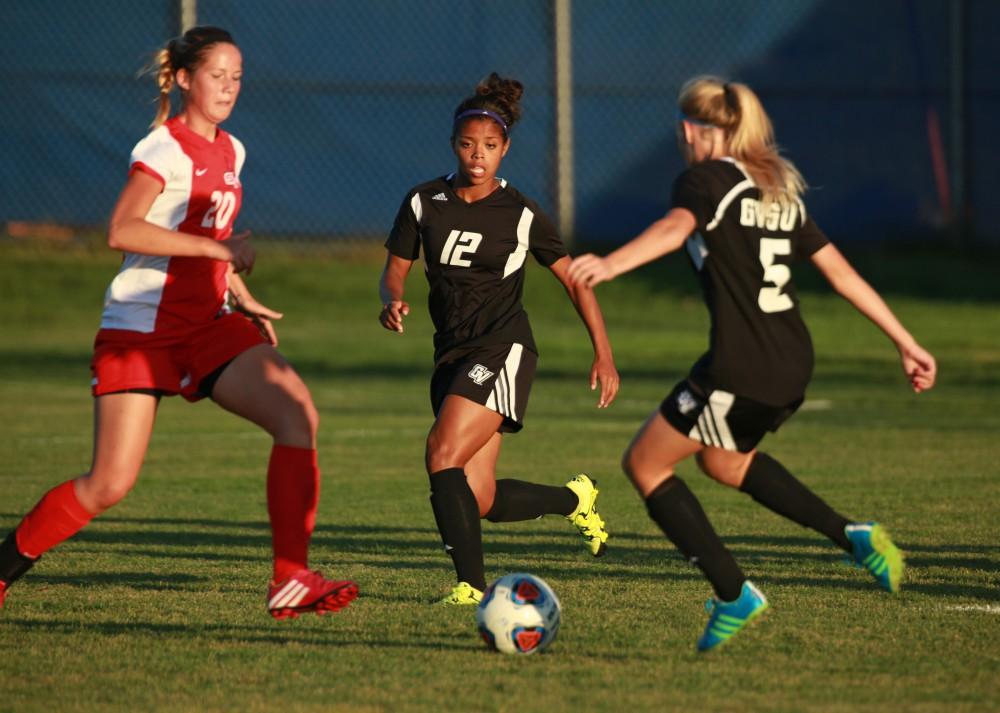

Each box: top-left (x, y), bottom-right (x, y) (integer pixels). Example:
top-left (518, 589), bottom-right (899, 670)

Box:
top-left (569, 76), bottom-right (936, 651)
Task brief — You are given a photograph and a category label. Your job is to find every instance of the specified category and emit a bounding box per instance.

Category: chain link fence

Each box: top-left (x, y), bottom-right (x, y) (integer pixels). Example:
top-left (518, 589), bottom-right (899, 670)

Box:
top-left (2, 1), bottom-right (996, 245)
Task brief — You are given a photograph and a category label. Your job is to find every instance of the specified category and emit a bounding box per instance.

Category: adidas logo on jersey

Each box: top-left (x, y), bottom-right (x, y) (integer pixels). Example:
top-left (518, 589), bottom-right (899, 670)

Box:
top-left (431, 192), bottom-right (448, 201)
top-left (468, 364), bottom-right (494, 385)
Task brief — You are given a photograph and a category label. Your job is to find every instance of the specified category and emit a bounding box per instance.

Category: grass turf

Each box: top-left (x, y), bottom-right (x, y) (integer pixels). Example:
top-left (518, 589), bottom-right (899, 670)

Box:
top-left (0, 240), bottom-right (998, 712)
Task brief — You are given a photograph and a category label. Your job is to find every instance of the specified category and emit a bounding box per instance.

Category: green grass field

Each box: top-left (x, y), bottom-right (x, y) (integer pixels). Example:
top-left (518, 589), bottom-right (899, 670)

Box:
top-left (1, 240), bottom-right (998, 712)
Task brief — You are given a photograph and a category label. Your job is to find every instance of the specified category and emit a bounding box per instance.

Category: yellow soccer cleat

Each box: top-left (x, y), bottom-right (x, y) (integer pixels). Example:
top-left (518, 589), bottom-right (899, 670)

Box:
top-left (565, 474), bottom-right (609, 557)
top-left (438, 581), bottom-right (483, 605)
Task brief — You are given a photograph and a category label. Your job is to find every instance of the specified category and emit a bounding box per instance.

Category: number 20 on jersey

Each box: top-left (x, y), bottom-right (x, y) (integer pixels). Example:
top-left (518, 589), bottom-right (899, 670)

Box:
top-left (202, 190), bottom-right (237, 230)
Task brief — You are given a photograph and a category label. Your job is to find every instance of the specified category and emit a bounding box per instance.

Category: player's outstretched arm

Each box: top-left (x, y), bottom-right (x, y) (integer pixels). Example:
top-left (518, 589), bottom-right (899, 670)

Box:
top-left (379, 253), bottom-right (414, 334)
top-left (228, 268), bottom-right (283, 346)
top-left (547, 256), bottom-right (620, 408)
top-left (567, 208), bottom-right (696, 288)
top-left (811, 243), bottom-right (937, 393)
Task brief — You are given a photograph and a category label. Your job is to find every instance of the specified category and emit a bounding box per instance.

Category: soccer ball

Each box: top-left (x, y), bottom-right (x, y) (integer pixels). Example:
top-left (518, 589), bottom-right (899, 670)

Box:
top-left (476, 573), bottom-right (561, 655)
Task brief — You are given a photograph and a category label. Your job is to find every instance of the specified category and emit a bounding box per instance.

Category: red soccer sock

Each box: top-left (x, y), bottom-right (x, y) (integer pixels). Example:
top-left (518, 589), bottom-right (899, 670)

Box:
top-left (267, 444), bottom-right (320, 582)
top-left (15, 480), bottom-right (96, 559)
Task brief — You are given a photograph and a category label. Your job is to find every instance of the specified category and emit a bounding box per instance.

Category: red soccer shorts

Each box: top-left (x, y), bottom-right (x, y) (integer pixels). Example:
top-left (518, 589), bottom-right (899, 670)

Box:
top-left (91, 312), bottom-right (268, 402)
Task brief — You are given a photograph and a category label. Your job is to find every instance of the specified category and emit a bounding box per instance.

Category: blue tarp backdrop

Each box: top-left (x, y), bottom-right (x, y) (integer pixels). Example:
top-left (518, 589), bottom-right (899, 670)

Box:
top-left (2, 1), bottom-right (995, 243)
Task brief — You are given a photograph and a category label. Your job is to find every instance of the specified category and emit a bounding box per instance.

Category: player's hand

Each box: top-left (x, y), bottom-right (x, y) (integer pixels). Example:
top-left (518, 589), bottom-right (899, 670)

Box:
top-left (234, 294), bottom-right (283, 346)
top-left (380, 300), bottom-right (410, 333)
top-left (219, 230), bottom-right (256, 274)
top-left (899, 341), bottom-right (937, 393)
top-left (568, 253), bottom-right (614, 288)
top-left (590, 354), bottom-right (620, 408)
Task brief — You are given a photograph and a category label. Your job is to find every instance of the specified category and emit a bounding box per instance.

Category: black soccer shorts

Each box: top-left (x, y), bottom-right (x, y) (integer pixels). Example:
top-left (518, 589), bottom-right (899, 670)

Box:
top-left (659, 378), bottom-right (803, 453)
top-left (430, 342), bottom-right (538, 433)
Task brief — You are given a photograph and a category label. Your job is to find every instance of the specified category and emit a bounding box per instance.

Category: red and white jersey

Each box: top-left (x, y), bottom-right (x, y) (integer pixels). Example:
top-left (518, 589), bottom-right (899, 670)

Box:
top-left (99, 116), bottom-right (245, 335)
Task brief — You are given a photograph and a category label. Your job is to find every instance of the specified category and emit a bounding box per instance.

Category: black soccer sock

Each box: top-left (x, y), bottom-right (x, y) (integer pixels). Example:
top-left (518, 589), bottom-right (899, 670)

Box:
top-left (645, 476), bottom-right (746, 601)
top-left (429, 468), bottom-right (487, 591)
top-left (0, 530), bottom-right (37, 587)
top-left (740, 452), bottom-right (852, 552)
top-left (484, 479), bottom-right (578, 522)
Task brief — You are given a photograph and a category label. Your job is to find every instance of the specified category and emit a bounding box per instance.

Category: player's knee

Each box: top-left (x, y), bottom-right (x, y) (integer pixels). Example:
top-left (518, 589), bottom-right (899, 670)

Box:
top-left (77, 472), bottom-right (136, 512)
top-left (270, 388), bottom-right (319, 446)
top-left (425, 431), bottom-right (465, 472)
top-left (425, 442), bottom-right (462, 473)
top-left (301, 397), bottom-right (320, 439)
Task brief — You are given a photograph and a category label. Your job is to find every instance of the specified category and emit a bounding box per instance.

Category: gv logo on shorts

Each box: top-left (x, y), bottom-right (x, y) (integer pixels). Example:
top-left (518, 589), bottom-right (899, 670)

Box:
top-left (677, 389), bottom-right (699, 415)
top-left (468, 364), bottom-right (494, 386)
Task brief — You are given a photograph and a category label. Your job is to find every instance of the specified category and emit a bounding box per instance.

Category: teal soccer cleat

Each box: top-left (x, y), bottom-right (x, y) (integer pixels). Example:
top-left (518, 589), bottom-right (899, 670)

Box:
top-left (845, 522), bottom-right (905, 593)
top-left (697, 580), bottom-right (769, 652)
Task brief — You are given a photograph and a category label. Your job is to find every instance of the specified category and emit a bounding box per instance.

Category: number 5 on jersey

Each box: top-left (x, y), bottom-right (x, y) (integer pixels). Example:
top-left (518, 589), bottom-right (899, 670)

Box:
top-left (758, 237), bottom-right (793, 313)
top-left (441, 230), bottom-right (483, 267)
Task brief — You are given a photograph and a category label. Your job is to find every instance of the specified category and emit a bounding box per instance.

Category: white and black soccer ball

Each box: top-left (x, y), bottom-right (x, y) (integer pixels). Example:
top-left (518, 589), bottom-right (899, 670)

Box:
top-left (476, 573), bottom-right (561, 655)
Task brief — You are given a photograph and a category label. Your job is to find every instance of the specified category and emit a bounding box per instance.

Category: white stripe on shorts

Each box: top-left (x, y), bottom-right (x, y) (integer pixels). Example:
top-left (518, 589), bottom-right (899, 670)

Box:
top-left (688, 390), bottom-right (737, 450)
top-left (490, 343), bottom-right (524, 420)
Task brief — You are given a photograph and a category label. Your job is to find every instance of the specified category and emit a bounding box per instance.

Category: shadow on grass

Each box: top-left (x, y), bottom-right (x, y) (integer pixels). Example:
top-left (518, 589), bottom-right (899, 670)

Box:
top-left (28, 571), bottom-right (204, 590)
top-left (7, 514), bottom-right (995, 602)
top-left (0, 617), bottom-right (481, 651)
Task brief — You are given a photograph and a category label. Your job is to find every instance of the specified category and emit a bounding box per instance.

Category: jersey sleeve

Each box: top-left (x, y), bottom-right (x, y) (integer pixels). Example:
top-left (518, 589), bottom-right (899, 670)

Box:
top-left (796, 214), bottom-right (830, 260)
top-left (527, 204), bottom-right (567, 267)
top-left (231, 135), bottom-right (247, 177)
top-left (385, 190), bottom-right (422, 260)
top-left (128, 130), bottom-right (177, 189)
top-left (670, 167), bottom-right (714, 230)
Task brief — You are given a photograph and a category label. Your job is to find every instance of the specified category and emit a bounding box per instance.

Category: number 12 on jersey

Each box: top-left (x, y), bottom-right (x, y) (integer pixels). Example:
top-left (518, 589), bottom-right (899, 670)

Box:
top-left (758, 237), bottom-right (793, 313)
top-left (440, 230), bottom-right (483, 267)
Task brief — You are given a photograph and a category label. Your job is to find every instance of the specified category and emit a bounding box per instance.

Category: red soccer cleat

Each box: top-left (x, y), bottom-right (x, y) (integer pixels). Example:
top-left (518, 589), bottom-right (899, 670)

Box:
top-left (267, 569), bottom-right (358, 620)
top-left (0, 581), bottom-right (7, 610)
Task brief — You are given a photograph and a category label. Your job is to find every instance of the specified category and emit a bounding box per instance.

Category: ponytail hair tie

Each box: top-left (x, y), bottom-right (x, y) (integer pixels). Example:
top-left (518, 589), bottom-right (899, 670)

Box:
top-left (722, 82), bottom-right (740, 116)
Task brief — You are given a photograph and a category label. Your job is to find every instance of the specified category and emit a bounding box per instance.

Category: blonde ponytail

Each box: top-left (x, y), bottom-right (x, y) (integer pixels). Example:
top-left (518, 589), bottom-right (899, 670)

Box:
top-left (679, 76), bottom-right (805, 206)
top-left (149, 47), bottom-right (174, 129)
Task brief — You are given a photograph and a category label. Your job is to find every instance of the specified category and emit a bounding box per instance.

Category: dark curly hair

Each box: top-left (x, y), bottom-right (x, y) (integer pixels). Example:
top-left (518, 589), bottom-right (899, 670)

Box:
top-left (452, 73), bottom-right (524, 139)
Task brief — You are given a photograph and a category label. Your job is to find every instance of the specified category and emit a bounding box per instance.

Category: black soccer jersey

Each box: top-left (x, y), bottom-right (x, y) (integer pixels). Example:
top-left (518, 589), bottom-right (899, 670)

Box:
top-left (671, 158), bottom-right (829, 406)
top-left (386, 175), bottom-right (567, 364)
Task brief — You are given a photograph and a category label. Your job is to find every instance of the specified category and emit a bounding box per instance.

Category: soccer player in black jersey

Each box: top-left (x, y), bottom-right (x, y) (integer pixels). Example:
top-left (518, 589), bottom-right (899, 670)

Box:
top-left (569, 76), bottom-right (937, 651)
top-left (379, 74), bottom-right (620, 604)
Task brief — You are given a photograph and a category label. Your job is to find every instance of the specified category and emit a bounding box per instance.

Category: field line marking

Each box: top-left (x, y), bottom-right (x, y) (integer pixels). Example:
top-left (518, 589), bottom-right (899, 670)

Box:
top-left (944, 604), bottom-right (1000, 614)
top-left (800, 399), bottom-right (833, 411)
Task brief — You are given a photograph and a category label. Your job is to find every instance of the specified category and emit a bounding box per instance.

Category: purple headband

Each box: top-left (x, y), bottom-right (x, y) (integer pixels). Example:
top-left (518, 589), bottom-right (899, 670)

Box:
top-left (453, 109), bottom-right (509, 136)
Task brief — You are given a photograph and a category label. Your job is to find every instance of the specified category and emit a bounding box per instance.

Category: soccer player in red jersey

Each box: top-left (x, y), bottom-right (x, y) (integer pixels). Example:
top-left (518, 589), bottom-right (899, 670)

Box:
top-left (379, 74), bottom-right (620, 604)
top-left (569, 77), bottom-right (936, 650)
top-left (0, 27), bottom-right (356, 619)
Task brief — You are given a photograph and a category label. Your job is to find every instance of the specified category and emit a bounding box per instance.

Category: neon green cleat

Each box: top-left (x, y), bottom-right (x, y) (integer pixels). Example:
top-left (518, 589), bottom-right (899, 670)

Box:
top-left (438, 581), bottom-right (483, 605)
top-left (845, 522), bottom-right (905, 593)
top-left (565, 474), bottom-right (609, 557)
